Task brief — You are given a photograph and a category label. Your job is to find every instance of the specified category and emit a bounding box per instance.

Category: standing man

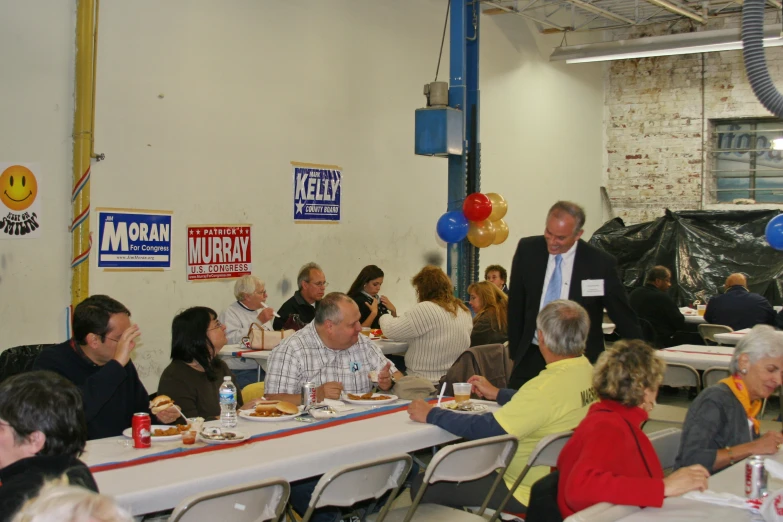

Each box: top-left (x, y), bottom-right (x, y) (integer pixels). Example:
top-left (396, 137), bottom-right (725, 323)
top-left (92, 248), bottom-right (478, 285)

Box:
top-left (273, 262), bottom-right (326, 330)
top-left (507, 201), bottom-right (641, 388)
top-left (705, 273), bottom-right (776, 331)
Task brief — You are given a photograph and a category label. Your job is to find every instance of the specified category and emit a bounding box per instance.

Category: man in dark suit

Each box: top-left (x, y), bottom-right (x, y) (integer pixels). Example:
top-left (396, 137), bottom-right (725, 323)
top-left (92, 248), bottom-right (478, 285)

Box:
top-left (704, 273), bottom-right (775, 331)
top-left (507, 201), bottom-right (641, 388)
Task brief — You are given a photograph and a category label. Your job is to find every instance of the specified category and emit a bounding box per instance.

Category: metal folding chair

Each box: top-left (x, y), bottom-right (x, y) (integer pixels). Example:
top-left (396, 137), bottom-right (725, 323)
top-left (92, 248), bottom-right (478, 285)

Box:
top-left (647, 428), bottom-right (682, 470)
top-left (698, 324), bottom-right (733, 345)
top-left (301, 454), bottom-right (412, 522)
top-left (168, 477), bottom-right (289, 522)
top-left (661, 363), bottom-right (701, 391)
top-left (702, 366), bottom-right (730, 388)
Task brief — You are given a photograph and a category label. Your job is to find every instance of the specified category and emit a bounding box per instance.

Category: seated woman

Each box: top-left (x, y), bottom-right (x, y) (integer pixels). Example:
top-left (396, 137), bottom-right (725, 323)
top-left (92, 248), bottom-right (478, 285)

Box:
top-left (158, 307), bottom-right (257, 420)
top-left (467, 281), bottom-right (508, 346)
top-left (347, 265), bottom-right (397, 329)
top-left (558, 340), bottom-right (709, 518)
top-left (675, 324), bottom-right (783, 473)
top-left (380, 266), bottom-right (472, 382)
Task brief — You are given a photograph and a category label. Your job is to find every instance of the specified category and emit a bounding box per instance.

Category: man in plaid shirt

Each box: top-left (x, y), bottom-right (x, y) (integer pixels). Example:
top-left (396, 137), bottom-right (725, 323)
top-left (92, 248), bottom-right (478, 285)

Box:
top-left (265, 292), bottom-right (403, 404)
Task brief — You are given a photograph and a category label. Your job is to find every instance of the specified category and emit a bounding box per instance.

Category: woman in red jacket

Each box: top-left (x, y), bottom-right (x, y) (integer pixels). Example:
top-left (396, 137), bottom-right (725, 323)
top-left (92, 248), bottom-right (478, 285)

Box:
top-left (557, 340), bottom-right (710, 518)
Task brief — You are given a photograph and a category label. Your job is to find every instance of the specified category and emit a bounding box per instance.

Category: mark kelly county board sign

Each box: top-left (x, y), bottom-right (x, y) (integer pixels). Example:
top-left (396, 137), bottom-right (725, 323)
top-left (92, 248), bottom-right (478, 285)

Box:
top-left (292, 161), bottom-right (342, 223)
top-left (96, 208), bottom-right (172, 270)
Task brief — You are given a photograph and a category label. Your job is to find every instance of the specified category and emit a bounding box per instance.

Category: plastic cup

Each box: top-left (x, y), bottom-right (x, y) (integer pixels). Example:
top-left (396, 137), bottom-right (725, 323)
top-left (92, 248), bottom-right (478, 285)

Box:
top-left (697, 305), bottom-right (706, 316)
top-left (453, 383), bottom-right (472, 403)
top-left (182, 431), bottom-right (197, 445)
top-left (360, 327), bottom-right (371, 336)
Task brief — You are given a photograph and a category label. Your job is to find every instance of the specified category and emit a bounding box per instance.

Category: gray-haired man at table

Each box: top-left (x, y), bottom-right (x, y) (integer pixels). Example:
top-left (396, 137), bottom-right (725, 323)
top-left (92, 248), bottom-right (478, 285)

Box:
top-left (265, 292), bottom-right (403, 405)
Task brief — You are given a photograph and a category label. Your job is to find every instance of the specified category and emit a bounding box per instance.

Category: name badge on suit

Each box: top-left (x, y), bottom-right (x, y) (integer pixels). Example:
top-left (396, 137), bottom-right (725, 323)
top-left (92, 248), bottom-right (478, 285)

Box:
top-left (582, 279), bottom-right (605, 297)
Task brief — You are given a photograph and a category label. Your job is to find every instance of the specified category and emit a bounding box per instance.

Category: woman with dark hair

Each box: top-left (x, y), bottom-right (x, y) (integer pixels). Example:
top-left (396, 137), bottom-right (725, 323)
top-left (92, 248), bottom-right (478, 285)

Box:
top-left (157, 307), bottom-right (253, 420)
top-left (380, 266), bottom-right (472, 382)
top-left (467, 281), bottom-right (508, 346)
top-left (347, 265), bottom-right (397, 329)
top-left (0, 371), bottom-right (97, 521)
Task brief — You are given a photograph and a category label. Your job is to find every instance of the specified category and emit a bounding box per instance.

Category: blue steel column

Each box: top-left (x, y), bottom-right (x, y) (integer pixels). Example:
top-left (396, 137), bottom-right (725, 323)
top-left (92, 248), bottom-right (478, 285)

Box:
top-left (447, 0), bottom-right (480, 299)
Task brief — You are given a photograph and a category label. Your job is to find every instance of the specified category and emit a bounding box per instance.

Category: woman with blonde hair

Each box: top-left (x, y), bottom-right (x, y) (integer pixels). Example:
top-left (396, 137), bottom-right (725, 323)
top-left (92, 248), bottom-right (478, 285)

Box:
top-left (467, 281), bottom-right (508, 346)
top-left (557, 340), bottom-right (710, 518)
top-left (11, 479), bottom-right (132, 522)
top-left (380, 266), bottom-right (472, 382)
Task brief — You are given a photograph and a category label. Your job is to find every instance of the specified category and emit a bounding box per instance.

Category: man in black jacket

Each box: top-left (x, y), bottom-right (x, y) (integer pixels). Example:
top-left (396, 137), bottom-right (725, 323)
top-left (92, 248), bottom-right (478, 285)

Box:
top-left (705, 273), bottom-right (776, 331)
top-left (273, 262), bottom-right (325, 330)
top-left (0, 371), bottom-right (97, 521)
top-left (507, 201), bottom-right (641, 388)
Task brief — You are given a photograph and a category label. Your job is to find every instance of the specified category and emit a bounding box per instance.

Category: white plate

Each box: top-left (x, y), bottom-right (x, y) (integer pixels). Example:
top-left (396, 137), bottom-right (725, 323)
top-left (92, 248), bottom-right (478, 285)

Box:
top-left (342, 393), bottom-right (398, 405)
top-left (238, 409), bottom-right (303, 422)
top-left (121, 425), bottom-right (183, 442)
top-left (439, 401), bottom-right (489, 413)
top-left (197, 429), bottom-right (249, 445)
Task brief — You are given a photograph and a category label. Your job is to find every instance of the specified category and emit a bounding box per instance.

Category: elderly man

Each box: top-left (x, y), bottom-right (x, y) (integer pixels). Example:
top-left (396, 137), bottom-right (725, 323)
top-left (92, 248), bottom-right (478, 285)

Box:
top-left (219, 275), bottom-right (276, 388)
top-left (507, 201), bottom-right (641, 387)
top-left (265, 292), bottom-right (402, 404)
top-left (273, 262), bottom-right (326, 330)
top-left (705, 273), bottom-right (776, 331)
top-left (407, 300), bottom-right (596, 513)
top-left (485, 264), bottom-right (509, 294)
top-left (0, 371), bottom-right (98, 520)
top-left (629, 266), bottom-right (700, 347)
top-left (33, 295), bottom-right (178, 439)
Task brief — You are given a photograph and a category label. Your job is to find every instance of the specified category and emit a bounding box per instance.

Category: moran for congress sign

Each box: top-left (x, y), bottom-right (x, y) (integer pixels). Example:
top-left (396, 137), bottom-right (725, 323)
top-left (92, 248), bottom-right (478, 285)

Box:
top-left (187, 225), bottom-right (252, 281)
top-left (96, 209), bottom-right (173, 270)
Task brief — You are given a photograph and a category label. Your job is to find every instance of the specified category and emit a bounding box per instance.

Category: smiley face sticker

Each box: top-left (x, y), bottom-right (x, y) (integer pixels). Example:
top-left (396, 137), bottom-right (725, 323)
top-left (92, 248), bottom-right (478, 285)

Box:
top-left (0, 165), bottom-right (38, 212)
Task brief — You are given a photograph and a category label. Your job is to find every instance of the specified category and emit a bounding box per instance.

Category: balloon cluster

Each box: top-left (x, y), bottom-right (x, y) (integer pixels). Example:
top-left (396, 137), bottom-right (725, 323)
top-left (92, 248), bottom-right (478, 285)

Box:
top-left (766, 214), bottom-right (783, 250)
top-left (436, 193), bottom-right (509, 247)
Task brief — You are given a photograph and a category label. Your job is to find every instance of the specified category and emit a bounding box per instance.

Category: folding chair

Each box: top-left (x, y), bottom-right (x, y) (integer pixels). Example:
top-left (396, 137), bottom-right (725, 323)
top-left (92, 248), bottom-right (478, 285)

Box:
top-left (661, 363), bottom-right (700, 391)
top-left (563, 502), bottom-right (641, 522)
top-left (487, 431), bottom-right (574, 522)
top-left (370, 434), bottom-right (518, 522)
top-left (168, 477), bottom-right (289, 522)
top-left (702, 367), bottom-right (730, 388)
top-left (698, 324), bottom-right (733, 346)
top-left (646, 428), bottom-right (681, 470)
top-left (301, 454), bottom-right (412, 522)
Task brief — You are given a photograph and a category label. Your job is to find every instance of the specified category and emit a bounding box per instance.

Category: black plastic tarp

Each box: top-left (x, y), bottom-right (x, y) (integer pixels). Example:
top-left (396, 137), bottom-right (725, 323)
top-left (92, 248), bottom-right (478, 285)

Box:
top-left (589, 209), bottom-right (783, 306)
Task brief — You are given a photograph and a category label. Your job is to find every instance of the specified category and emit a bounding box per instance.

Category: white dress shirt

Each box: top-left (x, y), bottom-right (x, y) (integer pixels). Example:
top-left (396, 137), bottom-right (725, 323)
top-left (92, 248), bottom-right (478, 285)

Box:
top-left (533, 242), bottom-right (578, 346)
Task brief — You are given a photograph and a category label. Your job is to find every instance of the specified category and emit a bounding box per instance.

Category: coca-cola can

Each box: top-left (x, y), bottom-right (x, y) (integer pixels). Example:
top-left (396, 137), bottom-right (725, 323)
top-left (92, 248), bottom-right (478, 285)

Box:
top-left (132, 412), bottom-right (151, 449)
top-left (301, 382), bottom-right (317, 410)
top-left (746, 455), bottom-right (768, 499)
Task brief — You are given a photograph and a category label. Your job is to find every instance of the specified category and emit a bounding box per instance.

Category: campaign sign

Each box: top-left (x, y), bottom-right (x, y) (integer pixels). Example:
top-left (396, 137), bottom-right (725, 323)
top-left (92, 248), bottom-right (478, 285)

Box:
top-left (187, 225), bottom-right (251, 281)
top-left (292, 162), bottom-right (342, 222)
top-left (97, 209), bottom-right (172, 269)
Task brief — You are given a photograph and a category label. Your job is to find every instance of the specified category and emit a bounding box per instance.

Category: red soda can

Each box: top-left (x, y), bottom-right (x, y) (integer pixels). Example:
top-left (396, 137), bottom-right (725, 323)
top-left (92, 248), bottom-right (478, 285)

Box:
top-left (132, 412), bottom-right (151, 448)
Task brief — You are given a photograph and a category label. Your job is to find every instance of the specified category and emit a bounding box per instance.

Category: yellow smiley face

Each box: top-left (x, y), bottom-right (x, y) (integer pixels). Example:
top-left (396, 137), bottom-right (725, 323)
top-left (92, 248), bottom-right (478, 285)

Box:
top-left (0, 165), bottom-right (38, 212)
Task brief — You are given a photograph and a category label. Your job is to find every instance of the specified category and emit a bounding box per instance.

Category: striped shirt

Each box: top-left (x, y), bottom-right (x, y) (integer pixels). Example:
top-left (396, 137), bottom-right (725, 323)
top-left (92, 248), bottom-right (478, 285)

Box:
top-left (380, 301), bottom-right (472, 382)
top-left (265, 322), bottom-right (397, 395)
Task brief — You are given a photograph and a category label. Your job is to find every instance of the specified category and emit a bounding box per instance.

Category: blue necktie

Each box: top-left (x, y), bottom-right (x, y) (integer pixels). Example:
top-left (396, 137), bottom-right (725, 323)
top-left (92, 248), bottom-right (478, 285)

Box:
top-left (543, 254), bottom-right (563, 308)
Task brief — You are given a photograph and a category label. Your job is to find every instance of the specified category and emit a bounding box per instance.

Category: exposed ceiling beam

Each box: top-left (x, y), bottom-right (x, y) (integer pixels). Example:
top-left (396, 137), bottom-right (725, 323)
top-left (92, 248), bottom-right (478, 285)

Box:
top-left (562, 0), bottom-right (636, 25)
top-left (643, 0), bottom-right (706, 22)
top-left (482, 1), bottom-right (569, 30)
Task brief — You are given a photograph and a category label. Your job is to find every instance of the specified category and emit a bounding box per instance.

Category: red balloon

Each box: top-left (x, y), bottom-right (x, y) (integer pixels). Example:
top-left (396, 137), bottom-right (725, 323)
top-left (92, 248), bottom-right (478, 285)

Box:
top-left (462, 193), bottom-right (493, 222)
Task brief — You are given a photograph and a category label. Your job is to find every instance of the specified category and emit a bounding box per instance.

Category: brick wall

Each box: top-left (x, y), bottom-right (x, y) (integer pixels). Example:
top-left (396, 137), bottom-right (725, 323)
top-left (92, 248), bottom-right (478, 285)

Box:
top-left (604, 22), bottom-right (783, 224)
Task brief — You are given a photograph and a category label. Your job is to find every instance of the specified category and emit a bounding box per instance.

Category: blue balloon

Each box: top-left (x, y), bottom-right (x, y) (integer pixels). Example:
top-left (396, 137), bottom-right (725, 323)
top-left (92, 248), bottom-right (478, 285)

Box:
top-left (436, 211), bottom-right (469, 243)
top-left (766, 214), bottom-right (783, 250)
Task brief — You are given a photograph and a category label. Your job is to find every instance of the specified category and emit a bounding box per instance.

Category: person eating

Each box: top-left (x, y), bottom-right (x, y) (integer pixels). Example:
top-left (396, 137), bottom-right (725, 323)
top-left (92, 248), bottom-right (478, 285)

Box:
top-left (273, 262), bottom-right (326, 330)
top-left (675, 324), bottom-right (783, 473)
top-left (347, 265), bottom-right (397, 329)
top-left (467, 280), bottom-right (508, 346)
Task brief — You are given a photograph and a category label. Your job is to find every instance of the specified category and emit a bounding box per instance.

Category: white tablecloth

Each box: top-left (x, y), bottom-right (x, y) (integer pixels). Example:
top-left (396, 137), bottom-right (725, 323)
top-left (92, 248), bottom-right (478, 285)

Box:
top-left (684, 315), bottom-right (706, 324)
top-left (714, 329), bottom-right (752, 346)
top-left (657, 344), bottom-right (734, 371)
top-left (85, 400), bottom-right (484, 515)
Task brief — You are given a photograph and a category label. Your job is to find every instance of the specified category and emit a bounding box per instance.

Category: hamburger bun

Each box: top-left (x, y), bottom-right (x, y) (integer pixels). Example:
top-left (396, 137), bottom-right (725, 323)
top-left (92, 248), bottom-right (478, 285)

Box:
top-left (149, 395), bottom-right (174, 415)
top-left (254, 400), bottom-right (280, 413)
top-left (275, 401), bottom-right (299, 415)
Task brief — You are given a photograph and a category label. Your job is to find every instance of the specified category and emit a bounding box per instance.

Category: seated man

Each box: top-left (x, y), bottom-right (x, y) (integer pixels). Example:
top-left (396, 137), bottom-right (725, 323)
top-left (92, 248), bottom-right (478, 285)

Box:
top-left (705, 273), bottom-right (775, 331)
top-left (219, 275), bottom-right (276, 388)
top-left (33, 295), bottom-right (178, 439)
top-left (273, 262), bottom-right (326, 330)
top-left (0, 371), bottom-right (98, 521)
top-left (265, 292), bottom-right (403, 404)
top-left (629, 266), bottom-right (700, 347)
top-left (407, 299), bottom-right (596, 513)
top-left (485, 264), bottom-right (508, 294)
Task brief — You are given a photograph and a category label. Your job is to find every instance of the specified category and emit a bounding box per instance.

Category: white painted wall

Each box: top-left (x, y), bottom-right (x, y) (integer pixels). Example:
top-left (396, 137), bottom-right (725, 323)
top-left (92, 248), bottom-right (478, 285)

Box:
top-left (1, 1), bottom-right (603, 390)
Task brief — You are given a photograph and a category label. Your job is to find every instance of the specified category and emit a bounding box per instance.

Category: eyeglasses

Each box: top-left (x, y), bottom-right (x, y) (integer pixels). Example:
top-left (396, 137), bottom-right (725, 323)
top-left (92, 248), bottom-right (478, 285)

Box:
top-left (208, 319), bottom-right (223, 331)
top-left (104, 335), bottom-right (121, 343)
top-left (308, 281), bottom-right (329, 288)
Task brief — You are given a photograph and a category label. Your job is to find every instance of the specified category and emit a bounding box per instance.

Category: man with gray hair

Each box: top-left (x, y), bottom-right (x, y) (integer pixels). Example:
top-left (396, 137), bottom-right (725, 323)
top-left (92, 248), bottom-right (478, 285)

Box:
top-left (407, 300), bottom-right (597, 512)
top-left (219, 275), bottom-right (276, 388)
top-left (265, 292), bottom-right (403, 405)
top-left (273, 262), bottom-right (326, 330)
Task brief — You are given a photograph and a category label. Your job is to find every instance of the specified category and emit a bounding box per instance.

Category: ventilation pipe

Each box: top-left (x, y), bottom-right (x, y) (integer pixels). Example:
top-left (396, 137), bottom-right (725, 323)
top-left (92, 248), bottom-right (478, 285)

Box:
top-left (742, 0), bottom-right (783, 117)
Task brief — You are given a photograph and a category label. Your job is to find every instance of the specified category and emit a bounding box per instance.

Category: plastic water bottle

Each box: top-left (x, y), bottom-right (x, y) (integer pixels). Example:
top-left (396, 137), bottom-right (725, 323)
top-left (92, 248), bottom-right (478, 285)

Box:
top-left (219, 376), bottom-right (237, 428)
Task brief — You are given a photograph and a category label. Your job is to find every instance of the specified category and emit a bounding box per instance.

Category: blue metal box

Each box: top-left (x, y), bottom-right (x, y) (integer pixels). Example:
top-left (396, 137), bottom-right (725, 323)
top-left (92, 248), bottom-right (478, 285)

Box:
top-left (415, 107), bottom-right (463, 157)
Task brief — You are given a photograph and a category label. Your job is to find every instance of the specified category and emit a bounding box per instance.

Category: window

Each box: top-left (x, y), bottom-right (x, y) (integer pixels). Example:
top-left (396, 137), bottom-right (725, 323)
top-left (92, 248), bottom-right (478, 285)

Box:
top-left (711, 119), bottom-right (783, 203)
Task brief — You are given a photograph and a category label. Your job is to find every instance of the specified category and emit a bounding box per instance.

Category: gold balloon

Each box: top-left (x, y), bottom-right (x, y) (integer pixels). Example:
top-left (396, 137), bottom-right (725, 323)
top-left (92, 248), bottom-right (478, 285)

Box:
top-left (467, 220), bottom-right (496, 248)
top-left (487, 193), bottom-right (508, 222)
top-left (492, 219), bottom-right (509, 245)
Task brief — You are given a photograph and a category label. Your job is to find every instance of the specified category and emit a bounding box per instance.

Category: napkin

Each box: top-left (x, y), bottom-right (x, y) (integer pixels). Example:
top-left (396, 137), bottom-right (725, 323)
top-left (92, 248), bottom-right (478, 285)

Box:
top-left (321, 399), bottom-right (354, 413)
top-left (683, 490), bottom-right (762, 512)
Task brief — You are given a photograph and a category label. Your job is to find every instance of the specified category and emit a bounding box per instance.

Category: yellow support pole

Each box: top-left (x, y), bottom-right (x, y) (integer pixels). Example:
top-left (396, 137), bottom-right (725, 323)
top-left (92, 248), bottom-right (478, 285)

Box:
top-left (71, 0), bottom-right (96, 307)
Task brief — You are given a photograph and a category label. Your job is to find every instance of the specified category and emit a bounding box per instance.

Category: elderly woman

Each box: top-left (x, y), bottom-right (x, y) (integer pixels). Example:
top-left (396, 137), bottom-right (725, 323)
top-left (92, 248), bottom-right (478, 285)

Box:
top-left (347, 265), bottom-right (397, 329)
top-left (558, 340), bottom-right (710, 518)
top-left (380, 266), bottom-right (472, 382)
top-left (675, 325), bottom-right (783, 473)
top-left (468, 281), bottom-right (508, 346)
top-left (158, 307), bottom-right (258, 420)
top-left (218, 275), bottom-right (275, 388)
